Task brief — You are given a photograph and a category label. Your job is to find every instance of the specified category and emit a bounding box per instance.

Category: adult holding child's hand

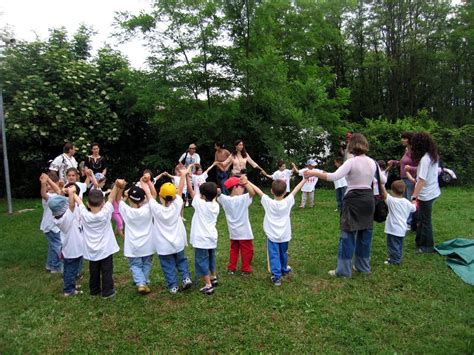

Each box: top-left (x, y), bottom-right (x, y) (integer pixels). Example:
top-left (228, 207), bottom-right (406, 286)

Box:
top-left (305, 133), bottom-right (386, 277)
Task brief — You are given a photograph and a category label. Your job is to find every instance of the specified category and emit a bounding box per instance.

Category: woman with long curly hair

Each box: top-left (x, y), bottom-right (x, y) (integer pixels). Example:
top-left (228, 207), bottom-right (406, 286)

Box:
top-left (407, 132), bottom-right (441, 253)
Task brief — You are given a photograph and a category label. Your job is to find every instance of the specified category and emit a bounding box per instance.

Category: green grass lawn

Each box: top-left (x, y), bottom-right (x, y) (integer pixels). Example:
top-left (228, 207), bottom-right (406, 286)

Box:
top-left (1, 187), bottom-right (473, 353)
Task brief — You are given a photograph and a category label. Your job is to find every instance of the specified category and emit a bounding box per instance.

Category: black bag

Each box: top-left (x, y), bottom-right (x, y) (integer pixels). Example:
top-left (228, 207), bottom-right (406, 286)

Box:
top-left (373, 161), bottom-right (388, 223)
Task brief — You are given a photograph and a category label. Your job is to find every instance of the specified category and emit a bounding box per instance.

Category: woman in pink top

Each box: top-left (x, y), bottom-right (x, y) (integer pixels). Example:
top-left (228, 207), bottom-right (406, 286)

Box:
top-left (216, 139), bottom-right (266, 177)
top-left (388, 132), bottom-right (416, 200)
top-left (305, 133), bottom-right (386, 277)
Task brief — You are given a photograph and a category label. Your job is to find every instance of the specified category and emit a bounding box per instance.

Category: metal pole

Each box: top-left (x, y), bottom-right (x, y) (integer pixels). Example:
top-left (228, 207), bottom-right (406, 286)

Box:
top-left (0, 88), bottom-right (13, 214)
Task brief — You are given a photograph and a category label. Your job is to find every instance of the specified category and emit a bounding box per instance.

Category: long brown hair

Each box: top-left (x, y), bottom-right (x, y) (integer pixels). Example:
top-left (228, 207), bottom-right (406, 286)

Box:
top-left (232, 139), bottom-right (247, 158)
top-left (411, 132), bottom-right (439, 164)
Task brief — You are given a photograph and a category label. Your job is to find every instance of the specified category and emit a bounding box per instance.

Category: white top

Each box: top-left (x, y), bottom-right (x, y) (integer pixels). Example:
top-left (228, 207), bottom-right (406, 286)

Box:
top-left (334, 177), bottom-right (348, 190)
top-left (261, 194), bottom-right (295, 243)
top-left (179, 152), bottom-right (201, 167)
top-left (384, 195), bottom-right (416, 237)
top-left (271, 169), bottom-right (293, 192)
top-left (78, 202), bottom-right (120, 261)
top-left (49, 153), bottom-right (78, 180)
top-left (76, 182), bottom-right (87, 199)
top-left (149, 197), bottom-right (187, 255)
top-left (417, 153), bottom-right (441, 201)
top-left (191, 172), bottom-right (208, 199)
top-left (119, 201), bottom-right (155, 257)
top-left (40, 192), bottom-right (60, 233)
top-left (218, 194), bottom-right (254, 240)
top-left (190, 197), bottom-right (220, 249)
top-left (172, 175), bottom-right (187, 194)
top-left (298, 168), bottom-right (319, 192)
top-left (55, 208), bottom-right (84, 258)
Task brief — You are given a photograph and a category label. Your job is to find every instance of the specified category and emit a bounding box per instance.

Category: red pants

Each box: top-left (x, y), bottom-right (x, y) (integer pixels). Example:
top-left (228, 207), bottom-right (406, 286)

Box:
top-left (228, 239), bottom-right (254, 273)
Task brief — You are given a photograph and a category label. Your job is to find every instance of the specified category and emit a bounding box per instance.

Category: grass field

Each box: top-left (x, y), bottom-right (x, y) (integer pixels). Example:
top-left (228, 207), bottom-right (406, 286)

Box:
top-left (1, 187), bottom-right (473, 353)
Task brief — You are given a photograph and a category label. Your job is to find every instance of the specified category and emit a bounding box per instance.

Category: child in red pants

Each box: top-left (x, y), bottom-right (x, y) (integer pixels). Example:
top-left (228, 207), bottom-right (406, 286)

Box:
top-left (217, 175), bottom-right (256, 275)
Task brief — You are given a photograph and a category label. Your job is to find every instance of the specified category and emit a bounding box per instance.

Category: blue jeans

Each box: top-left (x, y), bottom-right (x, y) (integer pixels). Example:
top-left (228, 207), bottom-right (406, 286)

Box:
top-left (267, 240), bottom-right (291, 280)
top-left (45, 231), bottom-right (63, 271)
top-left (128, 255), bottom-right (153, 286)
top-left (63, 256), bottom-right (83, 293)
top-left (217, 170), bottom-right (229, 195)
top-left (159, 250), bottom-right (191, 289)
top-left (416, 198), bottom-right (436, 251)
top-left (336, 229), bottom-right (373, 277)
top-left (386, 234), bottom-right (404, 264)
top-left (335, 186), bottom-right (347, 212)
top-left (194, 248), bottom-right (216, 278)
top-left (402, 178), bottom-right (415, 225)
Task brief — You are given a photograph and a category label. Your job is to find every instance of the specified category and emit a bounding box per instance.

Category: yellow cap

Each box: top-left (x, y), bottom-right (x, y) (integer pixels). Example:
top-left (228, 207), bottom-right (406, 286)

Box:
top-left (159, 182), bottom-right (177, 199)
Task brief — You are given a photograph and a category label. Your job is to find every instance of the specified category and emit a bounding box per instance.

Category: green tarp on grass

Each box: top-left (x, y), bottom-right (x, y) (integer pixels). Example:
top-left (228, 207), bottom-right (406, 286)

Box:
top-left (435, 238), bottom-right (474, 286)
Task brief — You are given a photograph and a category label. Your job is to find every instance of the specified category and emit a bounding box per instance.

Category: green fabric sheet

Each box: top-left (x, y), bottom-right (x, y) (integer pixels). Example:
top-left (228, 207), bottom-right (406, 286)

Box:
top-left (435, 238), bottom-right (474, 286)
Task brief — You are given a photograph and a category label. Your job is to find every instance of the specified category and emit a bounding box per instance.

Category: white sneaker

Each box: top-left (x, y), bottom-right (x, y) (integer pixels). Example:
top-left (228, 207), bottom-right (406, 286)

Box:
top-left (182, 277), bottom-right (192, 290)
top-left (328, 270), bottom-right (337, 277)
top-left (169, 287), bottom-right (179, 294)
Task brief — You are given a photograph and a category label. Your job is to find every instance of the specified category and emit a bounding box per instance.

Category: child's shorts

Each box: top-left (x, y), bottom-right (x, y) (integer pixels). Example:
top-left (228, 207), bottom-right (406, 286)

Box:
top-left (194, 248), bottom-right (216, 277)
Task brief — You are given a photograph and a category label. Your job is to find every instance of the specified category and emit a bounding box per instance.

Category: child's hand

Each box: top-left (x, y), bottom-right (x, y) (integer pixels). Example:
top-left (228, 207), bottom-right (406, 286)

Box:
top-left (115, 179), bottom-right (126, 189)
top-left (39, 173), bottom-right (49, 183)
top-left (85, 167), bottom-right (93, 176)
top-left (67, 186), bottom-right (76, 195)
top-left (240, 175), bottom-right (248, 185)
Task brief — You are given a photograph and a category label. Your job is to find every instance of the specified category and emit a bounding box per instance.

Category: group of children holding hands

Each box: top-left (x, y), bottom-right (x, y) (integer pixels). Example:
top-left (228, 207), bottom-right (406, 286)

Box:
top-left (39, 154), bottom-right (418, 298)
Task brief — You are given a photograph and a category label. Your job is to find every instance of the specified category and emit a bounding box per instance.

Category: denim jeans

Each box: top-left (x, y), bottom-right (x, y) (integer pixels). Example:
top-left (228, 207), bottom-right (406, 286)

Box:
top-left (159, 250), bottom-right (191, 289)
top-left (267, 240), bottom-right (291, 280)
top-left (416, 198), bottom-right (436, 251)
top-left (63, 256), bottom-right (83, 293)
top-left (194, 248), bottom-right (216, 278)
top-left (335, 186), bottom-right (347, 212)
top-left (402, 178), bottom-right (415, 225)
top-left (217, 170), bottom-right (229, 195)
top-left (336, 229), bottom-right (373, 276)
top-left (44, 231), bottom-right (63, 271)
top-left (128, 255), bottom-right (153, 286)
top-left (386, 234), bottom-right (404, 264)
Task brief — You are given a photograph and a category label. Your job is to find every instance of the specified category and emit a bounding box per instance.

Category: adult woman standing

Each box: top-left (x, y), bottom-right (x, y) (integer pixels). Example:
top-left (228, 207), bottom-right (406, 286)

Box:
top-left (388, 132), bottom-right (416, 200)
top-left (407, 132), bottom-right (441, 253)
top-left (216, 139), bottom-right (266, 177)
top-left (84, 142), bottom-right (107, 175)
top-left (305, 133), bottom-right (386, 277)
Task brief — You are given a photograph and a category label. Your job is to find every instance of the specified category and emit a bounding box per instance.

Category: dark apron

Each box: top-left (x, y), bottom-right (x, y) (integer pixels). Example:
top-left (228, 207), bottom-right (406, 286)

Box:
top-left (340, 189), bottom-right (375, 232)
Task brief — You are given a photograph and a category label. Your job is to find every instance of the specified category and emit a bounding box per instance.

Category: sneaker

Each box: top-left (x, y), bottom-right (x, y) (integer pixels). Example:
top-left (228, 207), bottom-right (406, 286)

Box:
top-left (271, 277), bottom-right (282, 286)
top-left (144, 285), bottom-right (151, 294)
top-left (328, 270), bottom-right (337, 277)
top-left (241, 271), bottom-right (251, 277)
top-left (169, 287), bottom-right (179, 294)
top-left (210, 278), bottom-right (218, 287)
top-left (63, 289), bottom-right (83, 297)
top-left (227, 270), bottom-right (235, 275)
top-left (182, 278), bottom-right (192, 290)
top-left (384, 260), bottom-right (390, 265)
top-left (50, 267), bottom-right (63, 274)
top-left (137, 285), bottom-right (148, 294)
top-left (199, 284), bottom-right (214, 295)
top-left (102, 291), bottom-right (116, 299)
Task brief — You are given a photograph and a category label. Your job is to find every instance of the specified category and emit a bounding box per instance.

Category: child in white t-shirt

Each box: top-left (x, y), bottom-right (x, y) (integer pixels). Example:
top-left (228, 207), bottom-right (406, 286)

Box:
top-left (246, 177), bottom-right (306, 286)
top-left (292, 160), bottom-right (321, 208)
top-left (64, 167), bottom-right (87, 199)
top-left (39, 172), bottom-right (64, 274)
top-left (49, 187), bottom-right (85, 297)
top-left (143, 173), bottom-right (193, 294)
top-left (190, 162), bottom-right (216, 199)
top-left (116, 181), bottom-right (155, 295)
top-left (217, 175), bottom-right (255, 275)
top-left (262, 160), bottom-right (294, 194)
top-left (186, 167), bottom-right (220, 295)
top-left (73, 181), bottom-right (121, 298)
top-left (381, 180), bottom-right (416, 265)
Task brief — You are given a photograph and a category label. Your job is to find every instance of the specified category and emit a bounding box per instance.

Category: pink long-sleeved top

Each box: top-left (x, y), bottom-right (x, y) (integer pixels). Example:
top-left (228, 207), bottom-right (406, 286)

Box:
top-left (325, 155), bottom-right (386, 192)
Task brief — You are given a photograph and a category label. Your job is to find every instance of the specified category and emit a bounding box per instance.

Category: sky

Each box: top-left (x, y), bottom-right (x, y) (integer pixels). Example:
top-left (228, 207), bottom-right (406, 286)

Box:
top-left (0, 0), bottom-right (152, 69)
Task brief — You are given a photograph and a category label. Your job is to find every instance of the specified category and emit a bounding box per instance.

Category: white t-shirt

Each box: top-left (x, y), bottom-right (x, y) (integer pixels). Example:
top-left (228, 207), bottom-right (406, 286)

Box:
top-left (218, 194), bottom-right (254, 240)
top-left (172, 175), bottom-right (187, 194)
top-left (55, 208), bottom-right (84, 258)
top-left (40, 192), bottom-right (60, 233)
top-left (272, 169), bottom-right (293, 192)
top-left (417, 153), bottom-right (441, 201)
top-left (191, 172), bottom-right (208, 199)
top-left (298, 168), bottom-right (319, 192)
top-left (119, 201), bottom-right (155, 258)
top-left (149, 197), bottom-right (187, 255)
top-left (78, 202), bottom-right (119, 261)
top-left (190, 197), bottom-right (219, 249)
top-left (76, 182), bottom-right (87, 199)
top-left (384, 195), bottom-right (416, 237)
top-left (261, 194), bottom-right (295, 243)
top-left (334, 177), bottom-right (348, 190)
top-left (49, 154), bottom-right (78, 180)
top-left (179, 152), bottom-right (201, 167)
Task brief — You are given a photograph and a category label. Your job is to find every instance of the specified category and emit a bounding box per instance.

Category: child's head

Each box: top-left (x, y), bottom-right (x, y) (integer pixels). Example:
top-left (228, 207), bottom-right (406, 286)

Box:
top-left (277, 160), bottom-right (286, 171)
top-left (335, 157), bottom-right (344, 168)
top-left (378, 160), bottom-right (387, 170)
top-left (199, 182), bottom-right (218, 201)
top-left (95, 173), bottom-right (106, 187)
top-left (159, 182), bottom-right (177, 205)
top-left (174, 165), bottom-right (182, 176)
top-left (271, 179), bottom-right (287, 197)
top-left (194, 164), bottom-right (203, 175)
top-left (391, 180), bottom-right (406, 197)
top-left (88, 189), bottom-right (105, 208)
top-left (224, 177), bottom-right (244, 196)
top-left (48, 195), bottom-right (69, 219)
top-left (65, 167), bottom-right (79, 183)
top-left (128, 186), bottom-right (145, 206)
top-left (306, 159), bottom-right (316, 170)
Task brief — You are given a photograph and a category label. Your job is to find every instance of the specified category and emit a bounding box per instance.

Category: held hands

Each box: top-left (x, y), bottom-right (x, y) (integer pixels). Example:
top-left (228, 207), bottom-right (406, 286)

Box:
top-left (239, 175), bottom-right (248, 185)
top-left (39, 173), bottom-right (49, 184)
top-left (66, 186), bottom-right (76, 195)
top-left (115, 179), bottom-right (126, 189)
